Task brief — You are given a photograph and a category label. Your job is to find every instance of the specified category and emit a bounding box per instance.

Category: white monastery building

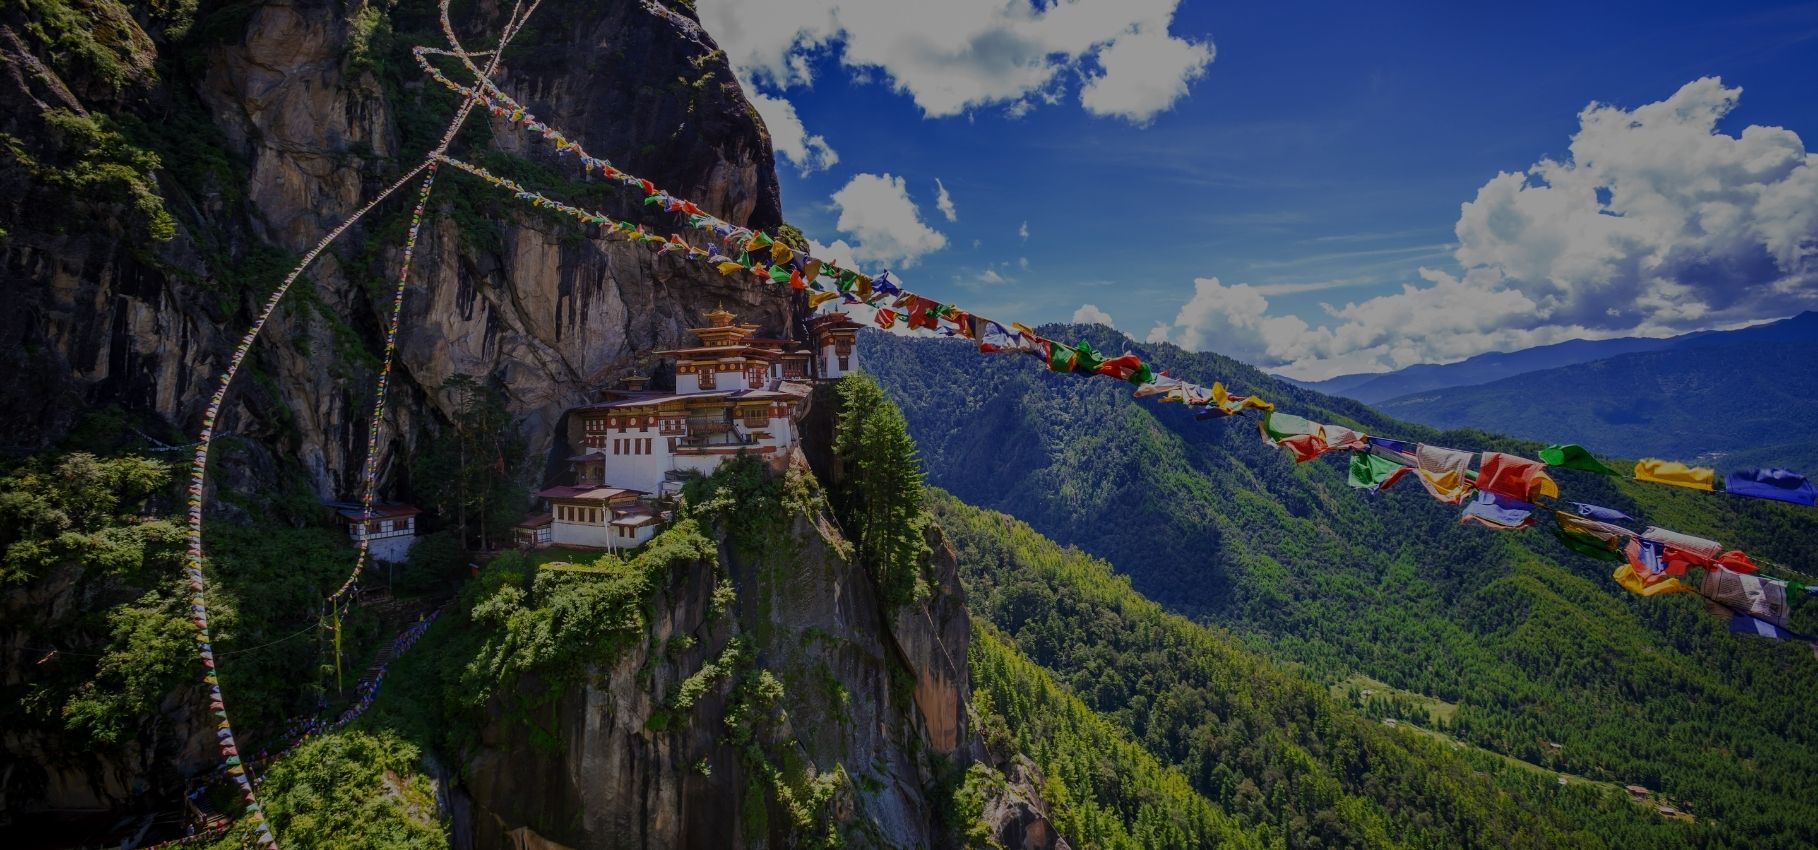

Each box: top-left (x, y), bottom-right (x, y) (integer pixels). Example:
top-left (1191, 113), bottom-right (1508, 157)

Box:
top-left (516, 306), bottom-right (861, 550)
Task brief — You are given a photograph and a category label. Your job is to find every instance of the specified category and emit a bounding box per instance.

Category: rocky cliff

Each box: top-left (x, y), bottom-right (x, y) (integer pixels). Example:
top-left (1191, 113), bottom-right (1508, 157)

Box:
top-left (456, 460), bottom-right (989, 849)
top-left (1, 0), bottom-right (787, 501)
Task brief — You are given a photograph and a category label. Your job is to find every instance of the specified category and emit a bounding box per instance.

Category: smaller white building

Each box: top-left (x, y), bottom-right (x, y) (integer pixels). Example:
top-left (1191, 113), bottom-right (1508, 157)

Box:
top-left (807, 312), bottom-right (861, 380)
top-left (331, 502), bottom-right (422, 563)
top-left (536, 485), bottom-right (660, 550)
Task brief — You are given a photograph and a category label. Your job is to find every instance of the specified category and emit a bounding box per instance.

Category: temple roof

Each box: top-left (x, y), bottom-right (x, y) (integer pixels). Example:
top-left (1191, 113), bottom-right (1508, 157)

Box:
top-left (577, 389), bottom-right (794, 411)
top-left (536, 485), bottom-right (644, 501)
top-left (327, 502), bottom-right (422, 521)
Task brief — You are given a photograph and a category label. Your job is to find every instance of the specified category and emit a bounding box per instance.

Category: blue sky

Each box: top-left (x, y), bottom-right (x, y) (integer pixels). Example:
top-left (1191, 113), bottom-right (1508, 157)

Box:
top-left (696, 0), bottom-right (1818, 379)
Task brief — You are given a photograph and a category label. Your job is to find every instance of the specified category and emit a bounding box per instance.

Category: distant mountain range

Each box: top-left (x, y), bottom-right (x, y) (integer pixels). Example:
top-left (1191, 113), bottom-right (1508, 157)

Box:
top-left (1374, 312), bottom-right (1818, 469)
top-left (1290, 312), bottom-right (1818, 406)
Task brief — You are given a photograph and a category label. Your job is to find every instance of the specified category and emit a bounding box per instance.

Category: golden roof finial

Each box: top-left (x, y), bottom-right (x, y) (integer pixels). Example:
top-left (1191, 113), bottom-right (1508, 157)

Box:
top-left (707, 303), bottom-right (736, 327)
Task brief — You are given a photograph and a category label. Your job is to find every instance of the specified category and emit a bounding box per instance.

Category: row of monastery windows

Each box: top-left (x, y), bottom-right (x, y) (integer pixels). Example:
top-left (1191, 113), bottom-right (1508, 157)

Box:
top-left (616, 525), bottom-right (640, 539)
top-left (556, 505), bottom-right (601, 524)
top-left (615, 437), bottom-right (655, 455)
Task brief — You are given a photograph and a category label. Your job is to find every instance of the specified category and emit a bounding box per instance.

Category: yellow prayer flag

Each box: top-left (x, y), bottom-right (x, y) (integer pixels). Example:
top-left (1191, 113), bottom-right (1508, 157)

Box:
top-left (1634, 459), bottom-right (1715, 491)
top-left (1611, 563), bottom-right (1692, 597)
top-left (769, 244), bottom-right (793, 266)
top-left (808, 291), bottom-right (842, 308)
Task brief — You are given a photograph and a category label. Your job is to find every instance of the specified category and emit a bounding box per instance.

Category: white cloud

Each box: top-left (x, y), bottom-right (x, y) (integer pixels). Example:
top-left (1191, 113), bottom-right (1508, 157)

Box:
top-left (1018, 220), bottom-right (1030, 241)
top-left (1018, 257), bottom-right (1029, 270)
top-left (935, 178), bottom-right (957, 221)
top-left (1073, 303), bottom-right (1116, 327)
top-left (828, 173), bottom-right (949, 267)
top-left (696, 0), bottom-right (1212, 121)
top-left (1149, 78), bottom-right (1818, 379)
top-left (744, 85), bottom-right (840, 174)
top-left (1079, 26), bottom-right (1212, 123)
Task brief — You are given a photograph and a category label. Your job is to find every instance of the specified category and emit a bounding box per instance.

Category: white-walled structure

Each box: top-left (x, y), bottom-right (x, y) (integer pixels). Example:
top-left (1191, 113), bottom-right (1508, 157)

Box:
top-left (521, 306), bottom-right (861, 550)
top-left (332, 503), bottom-right (421, 563)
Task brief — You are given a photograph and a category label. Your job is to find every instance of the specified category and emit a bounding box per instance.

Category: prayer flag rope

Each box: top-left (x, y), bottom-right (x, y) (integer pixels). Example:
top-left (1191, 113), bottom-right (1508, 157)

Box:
top-left (179, 1), bottom-right (538, 845)
top-left (418, 55), bottom-right (1815, 652)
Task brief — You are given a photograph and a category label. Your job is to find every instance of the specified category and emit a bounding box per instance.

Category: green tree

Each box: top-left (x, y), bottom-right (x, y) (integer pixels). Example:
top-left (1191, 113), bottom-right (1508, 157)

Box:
top-left (831, 374), bottom-right (928, 605)
top-left (411, 374), bottom-right (528, 551)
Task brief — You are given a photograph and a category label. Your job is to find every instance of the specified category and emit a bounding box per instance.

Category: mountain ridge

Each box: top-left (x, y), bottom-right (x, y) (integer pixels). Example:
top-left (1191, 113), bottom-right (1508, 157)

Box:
top-left (1291, 311), bottom-right (1818, 404)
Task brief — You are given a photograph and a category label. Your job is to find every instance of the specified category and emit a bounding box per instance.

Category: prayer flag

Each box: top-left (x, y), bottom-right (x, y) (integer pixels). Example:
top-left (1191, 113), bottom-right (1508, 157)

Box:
top-left (1279, 434), bottom-right (1330, 463)
top-left (1368, 436), bottom-right (1414, 455)
top-left (1552, 521), bottom-right (1626, 563)
top-left (1726, 611), bottom-right (1811, 642)
top-left (1460, 491), bottom-right (1535, 530)
top-left (1210, 382), bottom-right (1273, 416)
top-left (1629, 537), bottom-right (1670, 580)
top-left (1641, 527), bottom-right (1725, 564)
top-left (1539, 444), bottom-right (1618, 475)
top-left (1260, 411), bottom-right (1319, 444)
top-left (1320, 424), bottom-right (1369, 452)
top-left (1715, 550), bottom-right (1760, 574)
top-left (1413, 444), bottom-right (1475, 505)
top-left (1612, 562), bottom-right (1692, 597)
top-left (1348, 451), bottom-right (1409, 492)
top-left (1701, 568), bottom-right (1792, 628)
top-left (1572, 502), bottom-right (1632, 523)
top-left (1476, 452), bottom-right (1561, 503)
top-left (1635, 459), bottom-right (1715, 491)
top-left (1724, 468), bottom-right (1817, 506)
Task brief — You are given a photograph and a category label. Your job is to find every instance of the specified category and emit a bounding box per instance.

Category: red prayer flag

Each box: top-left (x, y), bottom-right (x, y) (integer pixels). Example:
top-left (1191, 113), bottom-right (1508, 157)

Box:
top-left (1715, 550), bottom-right (1760, 574)
top-left (1280, 434), bottom-right (1330, 463)
top-left (1476, 452), bottom-right (1559, 503)
top-left (1095, 354), bottom-right (1146, 381)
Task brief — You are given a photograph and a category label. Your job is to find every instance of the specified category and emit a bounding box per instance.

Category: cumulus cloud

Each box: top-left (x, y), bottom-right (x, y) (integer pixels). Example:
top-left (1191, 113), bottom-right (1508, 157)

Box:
top-left (745, 86), bottom-right (840, 174)
top-left (828, 173), bottom-right (949, 267)
top-left (935, 178), bottom-right (957, 221)
top-left (1073, 303), bottom-right (1116, 327)
top-left (1079, 26), bottom-right (1212, 122)
top-left (697, 0), bottom-right (1211, 120)
top-left (1148, 78), bottom-right (1818, 379)
top-left (1018, 220), bottom-right (1030, 241)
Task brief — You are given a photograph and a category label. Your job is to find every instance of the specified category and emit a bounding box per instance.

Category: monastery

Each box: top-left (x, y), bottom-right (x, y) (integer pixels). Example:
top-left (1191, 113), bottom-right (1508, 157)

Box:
top-left (515, 307), bottom-right (861, 550)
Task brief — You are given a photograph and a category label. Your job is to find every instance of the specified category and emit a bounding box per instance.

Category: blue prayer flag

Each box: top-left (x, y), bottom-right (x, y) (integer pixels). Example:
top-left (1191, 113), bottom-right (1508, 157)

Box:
top-left (1573, 502), bottom-right (1633, 522)
top-left (1728, 612), bottom-right (1811, 642)
top-left (1724, 468), bottom-right (1817, 507)
top-left (1368, 436), bottom-right (1415, 455)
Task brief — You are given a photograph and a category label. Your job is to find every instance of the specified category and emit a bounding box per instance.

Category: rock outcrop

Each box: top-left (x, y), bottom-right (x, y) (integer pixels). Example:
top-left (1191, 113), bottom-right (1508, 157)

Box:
top-left (456, 458), bottom-right (1008, 849)
top-left (2, 0), bottom-right (787, 498)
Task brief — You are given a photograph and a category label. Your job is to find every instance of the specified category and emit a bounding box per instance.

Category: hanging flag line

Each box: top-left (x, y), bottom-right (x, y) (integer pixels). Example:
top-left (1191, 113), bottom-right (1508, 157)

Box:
top-left (414, 48), bottom-right (1816, 651)
top-left (177, 2), bottom-right (540, 846)
top-left (414, 41), bottom-right (1816, 507)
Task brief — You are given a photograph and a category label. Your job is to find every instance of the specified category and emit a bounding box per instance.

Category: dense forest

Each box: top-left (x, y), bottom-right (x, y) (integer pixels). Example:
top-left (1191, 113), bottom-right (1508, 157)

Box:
top-left (865, 324), bottom-right (1818, 848)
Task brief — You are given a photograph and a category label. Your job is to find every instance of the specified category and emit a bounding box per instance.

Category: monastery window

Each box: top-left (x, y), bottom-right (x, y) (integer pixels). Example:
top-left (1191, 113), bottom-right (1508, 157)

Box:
top-left (644, 437), bottom-right (653, 454)
top-left (838, 355), bottom-right (851, 371)
top-left (698, 370), bottom-right (716, 389)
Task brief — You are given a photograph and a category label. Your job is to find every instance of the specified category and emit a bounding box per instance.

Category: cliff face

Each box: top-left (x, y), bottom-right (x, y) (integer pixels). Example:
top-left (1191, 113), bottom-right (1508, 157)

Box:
top-left (456, 457), bottom-right (1062, 850)
top-left (1, 0), bottom-right (786, 499)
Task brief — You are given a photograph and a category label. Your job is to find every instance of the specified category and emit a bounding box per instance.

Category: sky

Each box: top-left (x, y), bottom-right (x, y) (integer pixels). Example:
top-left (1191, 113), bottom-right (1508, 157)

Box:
top-left (694, 0), bottom-right (1818, 380)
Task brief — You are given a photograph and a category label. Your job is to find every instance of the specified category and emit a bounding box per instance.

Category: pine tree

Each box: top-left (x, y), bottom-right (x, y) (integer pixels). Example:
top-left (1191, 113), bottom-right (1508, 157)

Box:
top-left (832, 374), bottom-right (928, 605)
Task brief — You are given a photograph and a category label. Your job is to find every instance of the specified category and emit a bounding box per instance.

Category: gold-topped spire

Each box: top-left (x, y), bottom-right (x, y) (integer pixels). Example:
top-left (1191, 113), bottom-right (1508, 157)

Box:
top-left (706, 304), bottom-right (736, 327)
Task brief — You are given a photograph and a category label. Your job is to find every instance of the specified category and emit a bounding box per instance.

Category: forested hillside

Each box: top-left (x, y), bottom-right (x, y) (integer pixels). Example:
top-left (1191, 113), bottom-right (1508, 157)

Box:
top-left (948, 493), bottom-right (1698, 849)
top-left (865, 324), bottom-right (1818, 848)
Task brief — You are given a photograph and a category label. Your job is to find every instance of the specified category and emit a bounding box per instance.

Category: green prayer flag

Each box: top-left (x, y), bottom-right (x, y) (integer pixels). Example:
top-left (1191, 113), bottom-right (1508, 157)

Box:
top-left (1072, 340), bottom-right (1105, 374)
top-left (1347, 451), bottom-right (1405, 491)
top-left (1538, 444), bottom-right (1618, 475)
top-left (1127, 362), bottom-right (1155, 385)
top-left (1552, 526), bottom-right (1626, 562)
